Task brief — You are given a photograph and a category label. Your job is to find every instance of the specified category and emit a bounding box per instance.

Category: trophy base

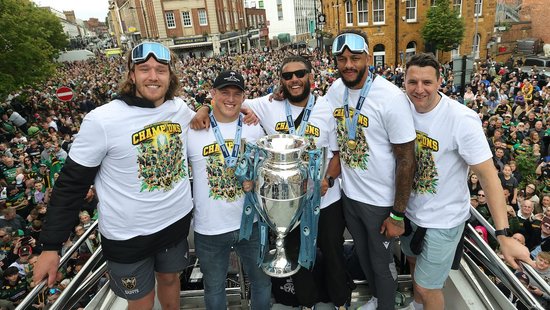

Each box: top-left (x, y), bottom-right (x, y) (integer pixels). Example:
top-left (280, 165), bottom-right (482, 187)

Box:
top-left (261, 249), bottom-right (301, 278)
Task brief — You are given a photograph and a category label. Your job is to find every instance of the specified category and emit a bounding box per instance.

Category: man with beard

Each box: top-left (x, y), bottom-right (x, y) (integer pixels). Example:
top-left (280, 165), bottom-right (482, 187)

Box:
top-left (34, 42), bottom-right (195, 310)
top-left (323, 29), bottom-right (416, 310)
top-left (193, 55), bottom-right (352, 309)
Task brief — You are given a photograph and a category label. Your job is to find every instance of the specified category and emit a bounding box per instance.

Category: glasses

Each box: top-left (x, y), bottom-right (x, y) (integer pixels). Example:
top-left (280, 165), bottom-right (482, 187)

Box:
top-left (281, 69), bottom-right (309, 81)
top-left (49, 288), bottom-right (61, 295)
top-left (131, 42), bottom-right (171, 65)
top-left (478, 194), bottom-right (485, 197)
top-left (332, 33), bottom-right (369, 56)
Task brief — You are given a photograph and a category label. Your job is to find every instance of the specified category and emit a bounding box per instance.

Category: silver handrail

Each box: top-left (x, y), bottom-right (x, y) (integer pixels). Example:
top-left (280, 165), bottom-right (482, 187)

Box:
top-left (51, 248), bottom-right (106, 309)
top-left (464, 224), bottom-right (544, 309)
top-left (470, 206), bottom-right (550, 295)
top-left (16, 220), bottom-right (100, 310)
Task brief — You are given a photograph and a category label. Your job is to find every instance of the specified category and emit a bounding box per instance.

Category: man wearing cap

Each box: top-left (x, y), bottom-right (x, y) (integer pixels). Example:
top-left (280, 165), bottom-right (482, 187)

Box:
top-left (187, 70), bottom-right (271, 309)
top-left (324, 29), bottom-right (416, 310)
top-left (34, 42), bottom-right (195, 310)
top-left (193, 56), bottom-right (352, 309)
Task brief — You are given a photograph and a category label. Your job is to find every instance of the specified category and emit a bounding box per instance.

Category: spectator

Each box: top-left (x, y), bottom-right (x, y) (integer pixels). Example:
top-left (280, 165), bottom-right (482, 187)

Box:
top-left (0, 266), bottom-right (29, 306)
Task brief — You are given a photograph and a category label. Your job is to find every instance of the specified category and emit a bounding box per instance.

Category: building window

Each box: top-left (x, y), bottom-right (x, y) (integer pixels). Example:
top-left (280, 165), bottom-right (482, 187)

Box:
top-left (453, 0), bottom-right (462, 16)
top-left (372, 0), bottom-right (384, 24)
top-left (277, 0), bottom-right (283, 20)
top-left (406, 0), bottom-right (416, 22)
top-left (165, 11), bottom-right (176, 29)
top-left (430, 0), bottom-right (436, 7)
top-left (198, 9), bottom-right (208, 26)
top-left (345, 1), bottom-right (353, 26)
top-left (182, 11), bottom-right (192, 27)
top-left (373, 44), bottom-right (385, 67)
top-left (357, 0), bottom-right (368, 25)
top-left (406, 41), bottom-right (417, 61)
top-left (451, 45), bottom-right (460, 59)
top-left (474, 0), bottom-right (482, 17)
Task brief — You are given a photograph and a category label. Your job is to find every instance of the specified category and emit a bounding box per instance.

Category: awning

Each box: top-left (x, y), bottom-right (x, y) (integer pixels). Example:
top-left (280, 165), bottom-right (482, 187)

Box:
top-left (170, 42), bottom-right (213, 49)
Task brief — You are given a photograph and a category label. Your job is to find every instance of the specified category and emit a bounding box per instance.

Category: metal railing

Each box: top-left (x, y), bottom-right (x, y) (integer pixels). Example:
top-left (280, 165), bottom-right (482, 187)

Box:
top-left (16, 220), bottom-right (105, 310)
top-left (468, 206), bottom-right (548, 309)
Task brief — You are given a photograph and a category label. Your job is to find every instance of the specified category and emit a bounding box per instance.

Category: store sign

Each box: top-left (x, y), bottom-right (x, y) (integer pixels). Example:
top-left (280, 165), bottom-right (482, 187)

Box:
top-left (174, 37), bottom-right (207, 45)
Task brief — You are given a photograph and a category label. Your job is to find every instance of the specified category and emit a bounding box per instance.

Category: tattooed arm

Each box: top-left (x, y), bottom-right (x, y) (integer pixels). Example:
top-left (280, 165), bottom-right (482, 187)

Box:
top-left (380, 139), bottom-right (416, 237)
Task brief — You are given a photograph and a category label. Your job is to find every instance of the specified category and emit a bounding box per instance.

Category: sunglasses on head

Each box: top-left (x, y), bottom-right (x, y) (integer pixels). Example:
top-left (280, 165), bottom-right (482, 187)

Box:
top-left (281, 69), bottom-right (309, 81)
top-left (332, 33), bottom-right (369, 56)
top-left (131, 42), bottom-right (171, 65)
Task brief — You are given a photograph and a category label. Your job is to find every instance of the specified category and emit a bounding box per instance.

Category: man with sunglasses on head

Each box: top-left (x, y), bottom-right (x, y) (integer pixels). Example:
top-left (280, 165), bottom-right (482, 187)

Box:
top-left (34, 42), bottom-right (194, 310)
top-left (324, 29), bottom-right (416, 310)
top-left (193, 55), bottom-right (352, 309)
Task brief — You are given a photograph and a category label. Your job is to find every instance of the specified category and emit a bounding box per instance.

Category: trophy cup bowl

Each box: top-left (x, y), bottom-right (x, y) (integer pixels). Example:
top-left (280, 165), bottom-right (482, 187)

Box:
top-left (255, 134), bottom-right (308, 277)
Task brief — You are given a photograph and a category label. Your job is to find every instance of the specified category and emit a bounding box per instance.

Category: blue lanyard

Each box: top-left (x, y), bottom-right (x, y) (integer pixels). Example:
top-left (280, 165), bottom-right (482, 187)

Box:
top-left (343, 74), bottom-right (373, 142)
top-left (209, 112), bottom-right (243, 167)
top-left (285, 94), bottom-right (315, 136)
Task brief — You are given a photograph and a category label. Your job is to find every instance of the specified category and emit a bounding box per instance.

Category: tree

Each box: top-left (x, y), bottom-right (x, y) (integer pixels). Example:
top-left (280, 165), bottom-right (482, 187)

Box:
top-left (421, 0), bottom-right (465, 57)
top-left (0, 0), bottom-right (67, 97)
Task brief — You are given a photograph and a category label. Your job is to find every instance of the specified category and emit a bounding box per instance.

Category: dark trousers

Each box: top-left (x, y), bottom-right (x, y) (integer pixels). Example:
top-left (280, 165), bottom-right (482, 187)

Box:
top-left (287, 199), bottom-right (352, 307)
top-left (342, 193), bottom-right (397, 310)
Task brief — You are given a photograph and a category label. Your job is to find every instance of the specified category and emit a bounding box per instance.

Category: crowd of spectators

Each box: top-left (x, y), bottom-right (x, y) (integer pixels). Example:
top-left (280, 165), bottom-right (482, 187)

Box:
top-left (1, 46), bottom-right (550, 307)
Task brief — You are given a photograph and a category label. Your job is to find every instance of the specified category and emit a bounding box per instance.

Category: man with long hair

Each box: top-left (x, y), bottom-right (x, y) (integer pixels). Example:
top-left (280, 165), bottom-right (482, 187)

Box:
top-left (34, 42), bottom-right (195, 310)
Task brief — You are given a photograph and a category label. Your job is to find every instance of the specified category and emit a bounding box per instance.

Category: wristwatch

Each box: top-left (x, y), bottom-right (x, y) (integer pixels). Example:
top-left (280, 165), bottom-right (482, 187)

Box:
top-left (495, 228), bottom-right (512, 237)
top-left (326, 175), bottom-right (335, 188)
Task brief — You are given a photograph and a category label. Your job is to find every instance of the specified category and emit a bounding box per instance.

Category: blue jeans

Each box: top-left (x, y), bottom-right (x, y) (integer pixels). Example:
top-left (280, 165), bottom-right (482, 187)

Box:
top-left (195, 226), bottom-right (272, 310)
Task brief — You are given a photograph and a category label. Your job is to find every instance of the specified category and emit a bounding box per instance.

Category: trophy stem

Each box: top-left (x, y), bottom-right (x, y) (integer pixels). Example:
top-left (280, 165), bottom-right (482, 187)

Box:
top-left (261, 233), bottom-right (301, 278)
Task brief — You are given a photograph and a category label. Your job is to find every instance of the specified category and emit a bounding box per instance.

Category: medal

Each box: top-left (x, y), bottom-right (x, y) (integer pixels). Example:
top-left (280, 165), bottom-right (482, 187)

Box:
top-left (347, 140), bottom-right (357, 150)
top-left (227, 167), bottom-right (235, 176)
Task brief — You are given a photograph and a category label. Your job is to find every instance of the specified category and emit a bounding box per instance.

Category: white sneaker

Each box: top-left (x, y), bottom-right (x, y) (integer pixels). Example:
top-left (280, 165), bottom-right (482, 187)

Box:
top-left (357, 296), bottom-right (378, 310)
top-left (402, 301), bottom-right (423, 310)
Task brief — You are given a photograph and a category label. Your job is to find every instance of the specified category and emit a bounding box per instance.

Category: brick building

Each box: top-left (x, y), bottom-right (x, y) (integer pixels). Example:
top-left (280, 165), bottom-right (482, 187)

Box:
top-left (321, 0), bottom-right (497, 66)
top-left (109, 0), bottom-right (268, 56)
top-left (519, 0), bottom-right (548, 43)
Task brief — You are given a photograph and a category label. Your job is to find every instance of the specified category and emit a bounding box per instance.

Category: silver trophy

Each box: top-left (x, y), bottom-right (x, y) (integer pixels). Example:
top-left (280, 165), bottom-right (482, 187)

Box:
top-left (255, 134), bottom-right (309, 277)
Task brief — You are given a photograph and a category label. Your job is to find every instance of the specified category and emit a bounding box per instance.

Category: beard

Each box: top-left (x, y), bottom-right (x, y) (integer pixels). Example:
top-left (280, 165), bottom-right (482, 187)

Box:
top-left (282, 79), bottom-right (311, 104)
top-left (341, 65), bottom-right (367, 89)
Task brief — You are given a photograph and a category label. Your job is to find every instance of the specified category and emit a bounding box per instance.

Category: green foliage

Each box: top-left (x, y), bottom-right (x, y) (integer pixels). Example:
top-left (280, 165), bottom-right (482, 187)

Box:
top-left (515, 152), bottom-right (538, 189)
top-left (0, 0), bottom-right (67, 97)
top-left (421, 0), bottom-right (465, 53)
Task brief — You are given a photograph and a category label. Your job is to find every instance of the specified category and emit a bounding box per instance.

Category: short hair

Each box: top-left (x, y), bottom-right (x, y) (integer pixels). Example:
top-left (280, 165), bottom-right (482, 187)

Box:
top-left (280, 55), bottom-right (312, 75)
top-left (537, 251), bottom-right (550, 263)
top-left (406, 53), bottom-right (441, 80)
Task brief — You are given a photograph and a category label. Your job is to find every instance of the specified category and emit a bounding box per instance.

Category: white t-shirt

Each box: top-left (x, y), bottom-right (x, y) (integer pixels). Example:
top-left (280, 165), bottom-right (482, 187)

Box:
top-left (324, 77), bottom-right (416, 206)
top-left (407, 93), bottom-right (493, 228)
top-left (188, 118), bottom-right (265, 235)
top-left (69, 97), bottom-right (194, 240)
top-left (244, 94), bottom-right (341, 209)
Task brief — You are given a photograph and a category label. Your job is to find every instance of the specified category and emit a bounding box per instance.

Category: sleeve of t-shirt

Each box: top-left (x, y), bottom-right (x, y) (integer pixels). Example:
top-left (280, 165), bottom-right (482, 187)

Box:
top-left (316, 96), bottom-right (339, 152)
top-left (383, 92), bottom-right (416, 144)
top-left (457, 109), bottom-right (493, 166)
top-left (243, 95), bottom-right (272, 124)
top-left (68, 110), bottom-right (108, 167)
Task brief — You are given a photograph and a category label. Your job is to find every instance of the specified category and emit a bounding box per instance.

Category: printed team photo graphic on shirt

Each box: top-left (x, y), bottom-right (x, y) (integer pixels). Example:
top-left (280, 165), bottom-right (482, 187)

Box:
top-left (202, 139), bottom-right (244, 202)
top-left (413, 130), bottom-right (439, 194)
top-left (332, 107), bottom-right (369, 169)
top-left (132, 121), bottom-right (187, 192)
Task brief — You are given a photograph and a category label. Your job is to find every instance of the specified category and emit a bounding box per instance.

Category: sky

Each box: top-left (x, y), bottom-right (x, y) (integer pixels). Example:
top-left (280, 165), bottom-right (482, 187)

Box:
top-left (32, 0), bottom-right (110, 21)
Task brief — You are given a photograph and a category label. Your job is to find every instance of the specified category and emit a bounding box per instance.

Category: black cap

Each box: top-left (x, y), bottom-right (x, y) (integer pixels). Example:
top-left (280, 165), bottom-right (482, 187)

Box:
top-left (213, 71), bottom-right (245, 91)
